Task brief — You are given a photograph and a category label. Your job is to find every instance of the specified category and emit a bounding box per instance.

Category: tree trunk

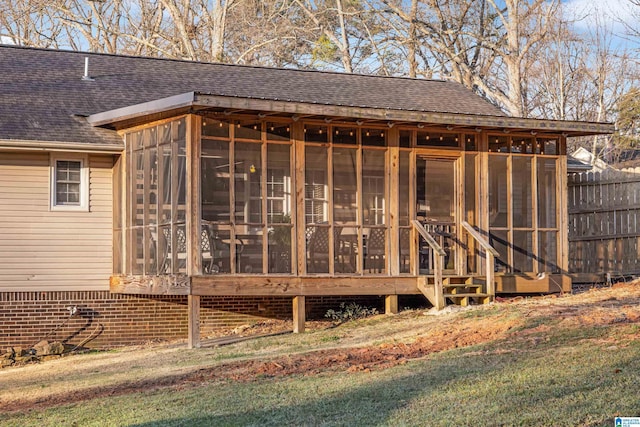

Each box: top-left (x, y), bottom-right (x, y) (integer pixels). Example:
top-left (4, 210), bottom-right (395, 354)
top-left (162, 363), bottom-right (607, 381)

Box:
top-left (407, 0), bottom-right (418, 78)
top-left (336, 0), bottom-right (353, 73)
top-left (159, 0), bottom-right (196, 60)
top-left (208, 0), bottom-right (231, 62)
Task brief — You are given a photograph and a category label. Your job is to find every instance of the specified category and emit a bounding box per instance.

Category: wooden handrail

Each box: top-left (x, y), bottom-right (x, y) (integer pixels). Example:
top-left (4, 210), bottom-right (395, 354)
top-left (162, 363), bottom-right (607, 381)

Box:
top-left (460, 221), bottom-right (499, 257)
top-left (411, 220), bottom-right (445, 309)
top-left (411, 220), bottom-right (446, 256)
top-left (460, 221), bottom-right (497, 301)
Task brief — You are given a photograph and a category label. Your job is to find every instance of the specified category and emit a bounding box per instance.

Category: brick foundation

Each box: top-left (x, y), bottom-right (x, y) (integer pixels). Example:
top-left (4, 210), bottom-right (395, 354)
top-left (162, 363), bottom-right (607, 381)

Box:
top-left (0, 291), bottom-right (399, 349)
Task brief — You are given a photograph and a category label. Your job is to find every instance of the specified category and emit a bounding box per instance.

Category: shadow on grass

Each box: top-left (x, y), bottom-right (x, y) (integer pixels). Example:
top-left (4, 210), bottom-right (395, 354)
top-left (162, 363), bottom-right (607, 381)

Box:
top-left (128, 350), bottom-right (506, 427)
top-left (126, 327), bottom-right (640, 426)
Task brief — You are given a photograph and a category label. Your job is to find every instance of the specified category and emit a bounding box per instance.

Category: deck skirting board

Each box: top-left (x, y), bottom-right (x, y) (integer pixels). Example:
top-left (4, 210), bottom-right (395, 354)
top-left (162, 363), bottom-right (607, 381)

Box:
top-left (110, 273), bottom-right (572, 297)
top-left (190, 275), bottom-right (421, 296)
top-left (110, 274), bottom-right (191, 295)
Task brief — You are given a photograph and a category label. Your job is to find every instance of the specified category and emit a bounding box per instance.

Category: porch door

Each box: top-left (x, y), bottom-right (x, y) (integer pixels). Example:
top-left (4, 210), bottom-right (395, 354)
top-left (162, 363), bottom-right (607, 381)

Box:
top-left (416, 157), bottom-right (458, 274)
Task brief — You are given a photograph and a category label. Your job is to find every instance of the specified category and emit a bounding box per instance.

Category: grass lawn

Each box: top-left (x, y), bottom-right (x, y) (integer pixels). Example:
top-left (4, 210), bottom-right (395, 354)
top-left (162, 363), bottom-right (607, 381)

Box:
top-left (1, 283), bottom-right (640, 426)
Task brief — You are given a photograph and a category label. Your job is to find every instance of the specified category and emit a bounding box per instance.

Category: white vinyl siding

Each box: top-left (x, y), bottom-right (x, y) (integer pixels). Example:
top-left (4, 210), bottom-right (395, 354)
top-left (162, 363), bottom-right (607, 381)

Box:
top-left (0, 152), bottom-right (114, 291)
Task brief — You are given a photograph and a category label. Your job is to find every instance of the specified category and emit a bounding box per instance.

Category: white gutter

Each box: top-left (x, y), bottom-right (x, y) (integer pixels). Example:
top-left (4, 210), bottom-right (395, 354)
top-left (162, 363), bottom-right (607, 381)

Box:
top-left (0, 139), bottom-right (124, 154)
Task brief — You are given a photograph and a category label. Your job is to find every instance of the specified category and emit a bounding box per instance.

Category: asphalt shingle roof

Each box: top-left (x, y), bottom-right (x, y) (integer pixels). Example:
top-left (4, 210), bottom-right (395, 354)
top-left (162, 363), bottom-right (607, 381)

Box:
top-left (0, 45), bottom-right (506, 146)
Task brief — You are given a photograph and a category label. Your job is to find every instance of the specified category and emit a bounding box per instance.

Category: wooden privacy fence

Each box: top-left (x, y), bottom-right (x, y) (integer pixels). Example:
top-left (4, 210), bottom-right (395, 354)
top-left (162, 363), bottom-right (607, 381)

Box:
top-left (568, 167), bottom-right (640, 282)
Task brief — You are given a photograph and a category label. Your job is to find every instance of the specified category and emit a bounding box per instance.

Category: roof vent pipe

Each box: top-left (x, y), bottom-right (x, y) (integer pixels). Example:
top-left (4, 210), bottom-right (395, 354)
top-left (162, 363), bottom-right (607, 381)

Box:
top-left (82, 57), bottom-right (95, 81)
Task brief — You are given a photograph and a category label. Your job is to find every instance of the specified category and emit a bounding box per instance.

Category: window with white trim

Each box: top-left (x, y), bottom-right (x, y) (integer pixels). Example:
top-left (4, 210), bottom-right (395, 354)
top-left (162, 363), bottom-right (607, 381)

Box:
top-left (50, 154), bottom-right (89, 211)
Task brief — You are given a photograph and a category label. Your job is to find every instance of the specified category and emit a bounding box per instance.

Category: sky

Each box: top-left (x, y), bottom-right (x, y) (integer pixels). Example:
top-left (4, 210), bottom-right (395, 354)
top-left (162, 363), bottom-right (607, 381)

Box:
top-left (563, 0), bottom-right (639, 44)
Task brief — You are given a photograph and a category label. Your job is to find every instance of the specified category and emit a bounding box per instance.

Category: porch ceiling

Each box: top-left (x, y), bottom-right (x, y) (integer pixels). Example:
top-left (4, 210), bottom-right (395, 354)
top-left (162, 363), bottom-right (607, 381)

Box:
top-left (87, 92), bottom-right (615, 137)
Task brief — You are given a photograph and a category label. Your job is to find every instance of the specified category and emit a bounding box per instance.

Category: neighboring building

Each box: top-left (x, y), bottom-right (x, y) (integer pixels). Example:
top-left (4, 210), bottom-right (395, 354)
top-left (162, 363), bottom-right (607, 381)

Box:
top-left (0, 45), bottom-right (614, 348)
top-left (570, 147), bottom-right (609, 172)
top-left (567, 154), bottom-right (593, 174)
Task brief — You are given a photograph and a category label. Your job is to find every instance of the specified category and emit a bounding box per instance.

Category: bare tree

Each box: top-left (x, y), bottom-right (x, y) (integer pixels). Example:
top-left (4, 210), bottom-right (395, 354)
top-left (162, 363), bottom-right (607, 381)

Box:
top-left (406, 0), bottom-right (418, 78)
top-left (289, 0), bottom-right (391, 73)
top-left (0, 0), bottom-right (65, 48)
top-left (622, 0), bottom-right (640, 41)
top-left (379, 0), bottom-right (559, 116)
top-left (153, 0), bottom-right (237, 61)
top-left (0, 0), bottom-right (237, 60)
top-left (293, 0), bottom-right (355, 72)
top-left (221, 0), bottom-right (304, 67)
top-left (527, 12), bottom-right (586, 120)
top-left (587, 15), bottom-right (637, 163)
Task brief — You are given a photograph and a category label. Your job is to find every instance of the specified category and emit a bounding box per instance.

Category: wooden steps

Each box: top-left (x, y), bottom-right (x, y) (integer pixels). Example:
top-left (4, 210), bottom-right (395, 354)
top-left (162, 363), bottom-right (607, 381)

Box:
top-left (419, 275), bottom-right (495, 308)
top-left (443, 293), bottom-right (492, 306)
top-left (443, 276), bottom-right (492, 307)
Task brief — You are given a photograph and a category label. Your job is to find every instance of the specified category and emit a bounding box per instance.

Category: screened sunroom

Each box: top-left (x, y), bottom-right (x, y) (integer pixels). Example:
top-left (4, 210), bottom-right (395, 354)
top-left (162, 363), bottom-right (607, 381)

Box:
top-left (98, 89), bottom-right (612, 346)
top-left (113, 111), bottom-right (574, 294)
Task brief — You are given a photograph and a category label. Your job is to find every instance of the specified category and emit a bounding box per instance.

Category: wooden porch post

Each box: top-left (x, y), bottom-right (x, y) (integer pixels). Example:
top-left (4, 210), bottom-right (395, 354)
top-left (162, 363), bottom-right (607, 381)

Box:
top-left (293, 122), bottom-right (306, 276)
top-left (386, 128), bottom-right (400, 315)
top-left (293, 296), bottom-right (305, 333)
top-left (186, 114), bottom-right (202, 348)
top-left (433, 253), bottom-right (445, 309)
top-left (188, 295), bottom-right (201, 348)
top-left (559, 136), bottom-right (570, 276)
top-left (385, 295), bottom-right (398, 314)
top-left (485, 253), bottom-right (495, 301)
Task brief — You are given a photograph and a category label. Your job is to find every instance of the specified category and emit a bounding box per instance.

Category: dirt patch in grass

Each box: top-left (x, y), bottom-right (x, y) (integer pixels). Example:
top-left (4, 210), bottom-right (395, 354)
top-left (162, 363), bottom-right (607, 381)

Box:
top-left (194, 312), bottom-right (517, 380)
top-left (203, 319), bottom-right (335, 341)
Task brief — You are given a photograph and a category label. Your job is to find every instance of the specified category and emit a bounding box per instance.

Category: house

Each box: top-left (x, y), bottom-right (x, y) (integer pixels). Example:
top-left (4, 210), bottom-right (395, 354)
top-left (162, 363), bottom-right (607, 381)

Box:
top-left (0, 45), bottom-right (614, 349)
top-left (567, 153), bottom-right (594, 174)
top-left (570, 147), bottom-right (609, 172)
top-left (571, 146), bottom-right (640, 172)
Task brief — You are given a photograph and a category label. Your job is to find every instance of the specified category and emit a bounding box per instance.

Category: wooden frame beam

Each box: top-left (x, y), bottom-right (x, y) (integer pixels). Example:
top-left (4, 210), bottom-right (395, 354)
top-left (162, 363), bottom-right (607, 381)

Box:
top-left (559, 138), bottom-right (570, 276)
top-left (187, 114), bottom-right (202, 349)
top-left (385, 295), bottom-right (398, 314)
top-left (293, 296), bottom-right (305, 333)
top-left (388, 127), bottom-right (400, 276)
top-left (293, 122), bottom-right (306, 275)
top-left (188, 295), bottom-right (201, 348)
top-left (187, 114), bottom-right (202, 276)
top-left (110, 274), bottom-right (191, 294)
top-left (191, 275), bottom-right (420, 296)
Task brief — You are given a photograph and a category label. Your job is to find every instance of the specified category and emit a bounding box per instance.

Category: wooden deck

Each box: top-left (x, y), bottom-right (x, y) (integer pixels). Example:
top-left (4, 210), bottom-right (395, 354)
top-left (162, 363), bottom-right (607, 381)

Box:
top-left (110, 270), bottom-right (571, 349)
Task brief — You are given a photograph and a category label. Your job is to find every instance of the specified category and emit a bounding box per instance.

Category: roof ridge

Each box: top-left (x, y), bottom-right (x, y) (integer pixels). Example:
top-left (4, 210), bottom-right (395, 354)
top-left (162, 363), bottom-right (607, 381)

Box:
top-left (0, 43), bottom-right (449, 84)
